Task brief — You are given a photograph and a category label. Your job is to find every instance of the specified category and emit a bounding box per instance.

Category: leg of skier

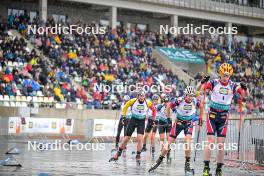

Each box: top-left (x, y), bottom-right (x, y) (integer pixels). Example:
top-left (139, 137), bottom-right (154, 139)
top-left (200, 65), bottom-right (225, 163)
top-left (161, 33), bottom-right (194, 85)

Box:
top-left (115, 118), bottom-right (124, 149)
top-left (148, 136), bottom-right (175, 172)
top-left (203, 135), bottom-right (215, 176)
top-left (184, 134), bottom-right (194, 175)
top-left (215, 137), bottom-right (225, 176)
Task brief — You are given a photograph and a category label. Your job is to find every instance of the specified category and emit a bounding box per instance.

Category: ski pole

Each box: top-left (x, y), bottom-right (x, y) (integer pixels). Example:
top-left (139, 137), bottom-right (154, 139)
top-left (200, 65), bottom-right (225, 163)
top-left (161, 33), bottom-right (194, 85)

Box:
top-left (237, 98), bottom-right (243, 160)
top-left (194, 84), bottom-right (206, 162)
top-left (112, 110), bottom-right (118, 147)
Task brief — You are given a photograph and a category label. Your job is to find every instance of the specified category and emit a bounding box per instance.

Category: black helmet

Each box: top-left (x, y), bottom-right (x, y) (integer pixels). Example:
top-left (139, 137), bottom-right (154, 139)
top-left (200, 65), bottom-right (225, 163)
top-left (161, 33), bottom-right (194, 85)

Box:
top-left (152, 94), bottom-right (160, 100)
top-left (137, 89), bottom-right (145, 97)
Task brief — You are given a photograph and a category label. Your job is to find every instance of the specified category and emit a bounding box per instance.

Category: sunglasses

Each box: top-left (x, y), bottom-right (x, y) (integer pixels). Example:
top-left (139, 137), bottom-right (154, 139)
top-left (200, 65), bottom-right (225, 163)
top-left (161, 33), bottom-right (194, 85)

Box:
top-left (185, 95), bottom-right (194, 98)
top-left (223, 72), bottom-right (230, 77)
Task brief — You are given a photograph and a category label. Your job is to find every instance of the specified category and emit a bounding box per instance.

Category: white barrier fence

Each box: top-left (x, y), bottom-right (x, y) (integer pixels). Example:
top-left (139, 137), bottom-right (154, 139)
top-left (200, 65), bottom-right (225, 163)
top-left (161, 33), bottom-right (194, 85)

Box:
top-left (193, 116), bottom-right (264, 167)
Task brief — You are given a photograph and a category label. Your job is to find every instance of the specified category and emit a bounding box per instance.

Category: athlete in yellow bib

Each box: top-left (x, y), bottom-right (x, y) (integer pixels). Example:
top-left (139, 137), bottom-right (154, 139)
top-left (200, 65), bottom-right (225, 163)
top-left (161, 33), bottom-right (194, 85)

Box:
top-left (109, 90), bottom-right (157, 163)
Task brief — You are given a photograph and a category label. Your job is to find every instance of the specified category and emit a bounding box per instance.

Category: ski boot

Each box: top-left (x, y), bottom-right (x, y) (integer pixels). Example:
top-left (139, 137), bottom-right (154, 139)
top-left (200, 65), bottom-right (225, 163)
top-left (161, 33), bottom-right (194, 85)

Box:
top-left (111, 144), bottom-right (119, 153)
top-left (136, 153), bottom-right (141, 166)
top-left (141, 144), bottom-right (147, 152)
top-left (109, 149), bottom-right (122, 162)
top-left (166, 149), bottom-right (172, 163)
top-left (203, 166), bottom-right (212, 176)
top-left (184, 161), bottom-right (194, 176)
top-left (215, 168), bottom-right (223, 176)
top-left (148, 155), bottom-right (164, 172)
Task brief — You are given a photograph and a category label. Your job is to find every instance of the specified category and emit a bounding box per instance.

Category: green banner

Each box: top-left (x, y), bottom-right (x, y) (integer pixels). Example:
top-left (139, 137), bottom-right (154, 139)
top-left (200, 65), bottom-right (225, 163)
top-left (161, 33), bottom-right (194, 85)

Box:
top-left (157, 47), bottom-right (205, 64)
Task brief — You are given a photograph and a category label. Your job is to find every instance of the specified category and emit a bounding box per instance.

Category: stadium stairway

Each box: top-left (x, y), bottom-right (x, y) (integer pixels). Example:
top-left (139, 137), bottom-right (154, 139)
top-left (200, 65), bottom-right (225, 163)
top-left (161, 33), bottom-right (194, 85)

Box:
top-left (208, 64), bottom-right (218, 79)
top-left (8, 29), bottom-right (53, 72)
top-left (8, 29), bottom-right (39, 55)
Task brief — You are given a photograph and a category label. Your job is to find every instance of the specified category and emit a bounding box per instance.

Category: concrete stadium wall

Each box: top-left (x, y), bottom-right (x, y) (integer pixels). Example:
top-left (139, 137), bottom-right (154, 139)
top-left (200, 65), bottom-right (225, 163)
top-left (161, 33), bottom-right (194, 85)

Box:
top-left (76, 0), bottom-right (264, 27)
top-left (0, 106), bottom-right (262, 139)
top-left (171, 62), bottom-right (205, 77)
top-left (0, 107), bottom-right (120, 137)
top-left (0, 107), bottom-right (120, 119)
top-left (0, 0), bottom-right (171, 30)
top-left (0, 117), bottom-right (9, 136)
top-left (0, 0), bottom-right (224, 31)
top-left (1, 106), bottom-right (256, 121)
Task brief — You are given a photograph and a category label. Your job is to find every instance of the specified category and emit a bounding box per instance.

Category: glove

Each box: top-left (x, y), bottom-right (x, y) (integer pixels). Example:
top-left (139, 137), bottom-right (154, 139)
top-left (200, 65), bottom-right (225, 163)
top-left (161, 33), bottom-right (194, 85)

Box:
top-left (201, 75), bottom-right (210, 84)
top-left (192, 114), bottom-right (199, 122)
top-left (166, 118), bottom-right (172, 127)
top-left (240, 82), bottom-right (247, 91)
top-left (121, 115), bottom-right (126, 126)
top-left (153, 120), bottom-right (158, 127)
top-left (198, 119), bottom-right (203, 126)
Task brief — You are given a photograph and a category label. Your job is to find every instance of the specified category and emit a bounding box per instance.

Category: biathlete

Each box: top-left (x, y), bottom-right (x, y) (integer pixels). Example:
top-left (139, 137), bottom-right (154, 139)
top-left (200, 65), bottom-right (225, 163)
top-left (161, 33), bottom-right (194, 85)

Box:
top-left (149, 86), bottom-right (199, 175)
top-left (196, 63), bottom-right (249, 176)
top-left (156, 93), bottom-right (173, 162)
top-left (113, 95), bottom-right (131, 153)
top-left (141, 94), bottom-right (160, 157)
top-left (109, 90), bottom-right (157, 164)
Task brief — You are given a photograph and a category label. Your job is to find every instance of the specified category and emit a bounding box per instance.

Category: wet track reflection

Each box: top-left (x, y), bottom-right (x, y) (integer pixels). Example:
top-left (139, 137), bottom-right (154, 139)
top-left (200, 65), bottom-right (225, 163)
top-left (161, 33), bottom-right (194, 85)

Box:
top-left (0, 141), bottom-right (263, 176)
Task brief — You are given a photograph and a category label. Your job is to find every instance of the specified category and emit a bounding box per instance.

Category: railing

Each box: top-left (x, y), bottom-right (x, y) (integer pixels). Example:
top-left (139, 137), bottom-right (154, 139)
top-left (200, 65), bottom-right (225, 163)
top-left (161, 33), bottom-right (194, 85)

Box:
top-left (225, 118), bottom-right (264, 166)
top-left (0, 95), bottom-right (85, 110)
top-left (194, 117), bottom-right (264, 171)
top-left (130, 0), bottom-right (264, 19)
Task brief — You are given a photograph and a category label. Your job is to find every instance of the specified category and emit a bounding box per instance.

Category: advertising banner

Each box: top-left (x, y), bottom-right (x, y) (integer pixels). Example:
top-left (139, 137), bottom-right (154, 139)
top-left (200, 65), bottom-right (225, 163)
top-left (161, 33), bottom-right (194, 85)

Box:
top-left (157, 47), bottom-right (205, 64)
top-left (8, 117), bottom-right (74, 134)
top-left (92, 119), bottom-right (195, 138)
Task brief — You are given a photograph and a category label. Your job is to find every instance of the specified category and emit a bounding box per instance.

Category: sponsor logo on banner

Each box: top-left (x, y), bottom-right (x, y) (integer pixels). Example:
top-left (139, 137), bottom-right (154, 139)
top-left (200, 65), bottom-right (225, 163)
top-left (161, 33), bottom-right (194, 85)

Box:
top-left (157, 47), bottom-right (205, 64)
top-left (29, 122), bottom-right (33, 128)
top-left (8, 117), bottom-right (74, 134)
top-left (92, 119), bottom-right (195, 138)
top-left (8, 117), bottom-right (21, 134)
top-left (93, 119), bottom-right (131, 137)
top-left (10, 121), bottom-right (14, 128)
top-left (92, 119), bottom-right (194, 138)
top-left (52, 122), bottom-right (57, 129)
top-left (95, 124), bottom-right (103, 131)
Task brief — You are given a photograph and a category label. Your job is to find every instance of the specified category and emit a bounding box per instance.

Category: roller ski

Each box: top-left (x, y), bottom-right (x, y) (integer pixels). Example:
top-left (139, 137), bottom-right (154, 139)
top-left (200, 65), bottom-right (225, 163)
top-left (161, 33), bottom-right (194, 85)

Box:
top-left (122, 149), bottom-right (126, 158)
top-left (184, 161), bottom-right (194, 176)
top-left (166, 150), bottom-right (172, 164)
top-left (148, 155), bottom-right (164, 172)
top-left (151, 147), bottom-right (155, 159)
top-left (202, 166), bottom-right (212, 176)
top-left (111, 148), bottom-right (117, 153)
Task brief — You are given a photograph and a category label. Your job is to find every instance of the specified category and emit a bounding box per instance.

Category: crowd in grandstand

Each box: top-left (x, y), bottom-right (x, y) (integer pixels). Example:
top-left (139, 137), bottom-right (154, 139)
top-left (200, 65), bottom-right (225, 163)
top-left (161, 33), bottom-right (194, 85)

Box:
top-left (0, 12), bottom-right (263, 114)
